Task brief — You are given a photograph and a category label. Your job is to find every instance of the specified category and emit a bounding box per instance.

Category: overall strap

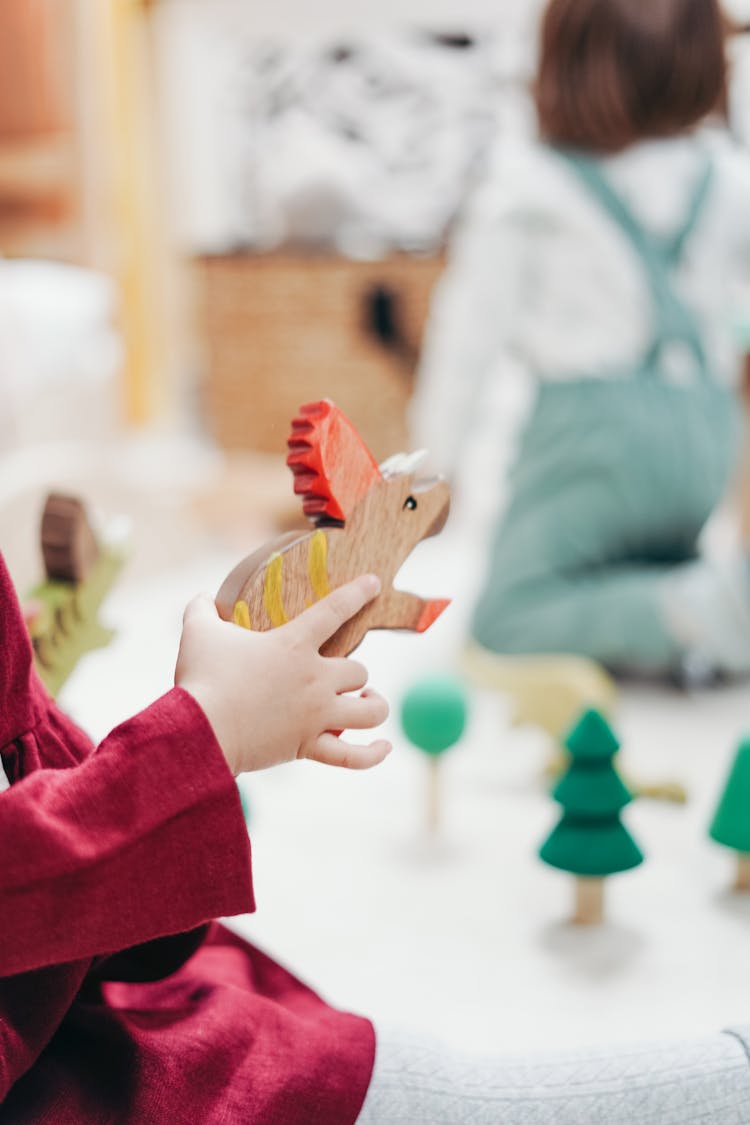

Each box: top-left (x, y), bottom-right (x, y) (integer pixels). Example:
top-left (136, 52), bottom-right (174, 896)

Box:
top-left (660, 158), bottom-right (713, 266)
top-left (558, 148), bottom-right (713, 380)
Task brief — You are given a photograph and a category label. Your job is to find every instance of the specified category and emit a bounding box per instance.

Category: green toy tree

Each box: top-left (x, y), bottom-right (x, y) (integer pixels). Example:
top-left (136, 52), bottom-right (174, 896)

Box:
top-left (539, 709), bottom-right (644, 924)
top-left (401, 675), bottom-right (467, 834)
top-left (709, 738), bottom-right (750, 891)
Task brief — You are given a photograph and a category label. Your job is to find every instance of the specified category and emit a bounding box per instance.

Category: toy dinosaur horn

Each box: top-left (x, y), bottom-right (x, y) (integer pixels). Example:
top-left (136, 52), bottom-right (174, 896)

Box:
top-left (379, 449), bottom-right (428, 478)
top-left (287, 400), bottom-right (382, 523)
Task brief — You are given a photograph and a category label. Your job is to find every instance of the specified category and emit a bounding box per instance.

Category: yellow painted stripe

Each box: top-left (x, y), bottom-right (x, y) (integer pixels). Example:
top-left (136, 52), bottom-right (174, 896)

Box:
top-left (264, 553), bottom-right (288, 626)
top-left (232, 600), bottom-right (252, 630)
top-left (308, 530), bottom-right (331, 601)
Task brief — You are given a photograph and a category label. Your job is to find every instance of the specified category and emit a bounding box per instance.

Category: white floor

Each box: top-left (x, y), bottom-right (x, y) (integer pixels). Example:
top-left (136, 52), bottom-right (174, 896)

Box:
top-left (38, 439), bottom-right (750, 1063)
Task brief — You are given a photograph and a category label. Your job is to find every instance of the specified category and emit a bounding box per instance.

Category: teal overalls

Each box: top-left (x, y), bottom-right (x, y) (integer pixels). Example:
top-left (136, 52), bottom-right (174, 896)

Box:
top-left (470, 151), bottom-right (742, 674)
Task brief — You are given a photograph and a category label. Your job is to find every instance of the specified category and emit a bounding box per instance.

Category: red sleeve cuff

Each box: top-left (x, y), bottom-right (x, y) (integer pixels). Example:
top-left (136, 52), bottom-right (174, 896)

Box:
top-left (0, 687), bottom-right (255, 976)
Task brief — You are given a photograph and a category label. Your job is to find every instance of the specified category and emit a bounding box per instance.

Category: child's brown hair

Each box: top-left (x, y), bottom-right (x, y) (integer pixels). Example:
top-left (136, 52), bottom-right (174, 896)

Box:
top-left (535, 0), bottom-right (728, 153)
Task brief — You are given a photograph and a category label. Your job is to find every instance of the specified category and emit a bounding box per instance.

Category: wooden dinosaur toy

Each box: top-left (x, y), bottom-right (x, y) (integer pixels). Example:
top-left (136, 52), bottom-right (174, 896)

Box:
top-left (27, 493), bottom-right (125, 696)
top-left (216, 399), bottom-right (451, 655)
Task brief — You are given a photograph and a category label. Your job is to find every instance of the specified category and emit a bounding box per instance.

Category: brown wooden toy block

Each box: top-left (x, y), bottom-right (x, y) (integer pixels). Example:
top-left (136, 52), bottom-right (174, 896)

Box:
top-left (41, 493), bottom-right (100, 583)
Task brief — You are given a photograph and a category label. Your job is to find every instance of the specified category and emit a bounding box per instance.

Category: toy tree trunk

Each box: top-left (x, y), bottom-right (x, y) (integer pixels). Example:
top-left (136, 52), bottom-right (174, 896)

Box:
top-left (573, 877), bottom-right (604, 926)
top-left (400, 676), bottom-right (467, 838)
top-left (426, 756), bottom-right (441, 835)
top-left (736, 853), bottom-right (750, 892)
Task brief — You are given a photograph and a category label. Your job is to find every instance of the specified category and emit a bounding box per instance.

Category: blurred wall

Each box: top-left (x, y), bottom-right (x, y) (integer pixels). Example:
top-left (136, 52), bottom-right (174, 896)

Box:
top-left (151, 1), bottom-right (542, 252)
top-left (153, 0), bottom-right (543, 38)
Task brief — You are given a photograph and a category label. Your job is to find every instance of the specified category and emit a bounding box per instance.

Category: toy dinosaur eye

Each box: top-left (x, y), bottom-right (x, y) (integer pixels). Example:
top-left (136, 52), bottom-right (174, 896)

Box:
top-left (403, 495), bottom-right (418, 510)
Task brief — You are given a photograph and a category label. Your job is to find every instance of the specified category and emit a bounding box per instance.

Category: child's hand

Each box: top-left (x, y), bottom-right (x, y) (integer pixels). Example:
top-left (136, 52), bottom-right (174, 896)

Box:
top-left (175, 574), bottom-right (391, 776)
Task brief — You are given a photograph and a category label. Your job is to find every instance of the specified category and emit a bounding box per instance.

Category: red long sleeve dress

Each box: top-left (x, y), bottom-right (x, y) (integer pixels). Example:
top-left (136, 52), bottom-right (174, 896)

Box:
top-left (0, 555), bottom-right (375, 1124)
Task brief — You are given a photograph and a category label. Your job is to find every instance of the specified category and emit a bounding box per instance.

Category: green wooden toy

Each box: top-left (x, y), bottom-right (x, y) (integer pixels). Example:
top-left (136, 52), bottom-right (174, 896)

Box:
top-left (400, 675), bottom-right (468, 833)
top-left (27, 494), bottom-right (125, 697)
top-left (709, 738), bottom-right (750, 891)
top-left (539, 708), bottom-right (644, 924)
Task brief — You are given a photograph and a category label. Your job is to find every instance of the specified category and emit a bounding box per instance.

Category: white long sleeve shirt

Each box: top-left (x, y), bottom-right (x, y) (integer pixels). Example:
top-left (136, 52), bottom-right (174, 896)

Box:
top-left (411, 129), bottom-right (750, 478)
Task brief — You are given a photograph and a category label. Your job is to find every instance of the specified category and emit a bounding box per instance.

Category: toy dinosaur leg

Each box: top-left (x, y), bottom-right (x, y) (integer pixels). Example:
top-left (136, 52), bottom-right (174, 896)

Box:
top-left (369, 589), bottom-right (449, 635)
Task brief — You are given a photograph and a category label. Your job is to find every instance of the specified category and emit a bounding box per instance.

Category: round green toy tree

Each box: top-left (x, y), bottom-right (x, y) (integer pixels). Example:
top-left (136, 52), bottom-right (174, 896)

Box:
top-left (709, 738), bottom-right (750, 891)
top-left (401, 675), bottom-right (467, 833)
top-left (539, 708), bottom-right (644, 924)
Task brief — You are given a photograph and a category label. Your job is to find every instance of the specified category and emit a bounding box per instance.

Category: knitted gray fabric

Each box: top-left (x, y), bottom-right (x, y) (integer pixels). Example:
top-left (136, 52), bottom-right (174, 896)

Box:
top-left (357, 1024), bottom-right (750, 1124)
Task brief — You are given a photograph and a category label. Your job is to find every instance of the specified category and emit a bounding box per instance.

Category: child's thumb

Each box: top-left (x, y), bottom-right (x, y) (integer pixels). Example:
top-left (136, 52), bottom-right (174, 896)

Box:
top-left (183, 592), bottom-right (220, 627)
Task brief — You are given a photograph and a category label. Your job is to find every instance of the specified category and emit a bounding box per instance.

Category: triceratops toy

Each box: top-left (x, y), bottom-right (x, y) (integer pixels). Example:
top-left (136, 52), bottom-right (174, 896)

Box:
top-left (216, 399), bottom-right (450, 656)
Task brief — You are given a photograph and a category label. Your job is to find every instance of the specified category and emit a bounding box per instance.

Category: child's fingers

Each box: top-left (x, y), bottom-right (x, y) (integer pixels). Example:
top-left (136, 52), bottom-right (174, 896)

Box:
top-left (331, 688), bottom-right (389, 731)
top-left (296, 575), bottom-right (381, 648)
top-left (305, 732), bottom-right (392, 770)
top-left (328, 657), bottom-right (369, 694)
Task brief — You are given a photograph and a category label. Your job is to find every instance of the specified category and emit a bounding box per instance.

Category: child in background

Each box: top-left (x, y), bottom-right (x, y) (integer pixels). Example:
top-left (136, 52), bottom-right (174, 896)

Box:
top-left (412, 0), bottom-right (750, 680)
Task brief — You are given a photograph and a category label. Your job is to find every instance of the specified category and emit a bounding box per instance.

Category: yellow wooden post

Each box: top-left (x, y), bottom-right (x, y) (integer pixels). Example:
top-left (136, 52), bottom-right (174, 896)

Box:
top-left (77, 0), bottom-right (168, 425)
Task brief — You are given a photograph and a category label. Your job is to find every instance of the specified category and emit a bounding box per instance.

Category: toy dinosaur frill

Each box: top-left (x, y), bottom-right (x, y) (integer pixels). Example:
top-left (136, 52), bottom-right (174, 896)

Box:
top-left (216, 400), bottom-right (451, 656)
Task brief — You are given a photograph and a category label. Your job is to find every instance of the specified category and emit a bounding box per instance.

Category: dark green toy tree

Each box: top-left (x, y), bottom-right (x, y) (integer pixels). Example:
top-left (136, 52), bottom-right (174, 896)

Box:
top-left (539, 709), bottom-right (644, 924)
top-left (401, 675), bottom-right (467, 834)
top-left (709, 738), bottom-right (750, 891)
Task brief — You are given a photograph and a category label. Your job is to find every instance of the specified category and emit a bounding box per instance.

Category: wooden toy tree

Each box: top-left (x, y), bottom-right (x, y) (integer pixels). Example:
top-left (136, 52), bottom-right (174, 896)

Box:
top-left (539, 709), bottom-right (644, 925)
top-left (401, 675), bottom-right (467, 834)
top-left (709, 738), bottom-right (750, 891)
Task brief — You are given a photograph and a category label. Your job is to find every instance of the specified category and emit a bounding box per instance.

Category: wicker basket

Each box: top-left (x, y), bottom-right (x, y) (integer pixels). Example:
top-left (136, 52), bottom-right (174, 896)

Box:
top-left (196, 252), bottom-right (445, 461)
